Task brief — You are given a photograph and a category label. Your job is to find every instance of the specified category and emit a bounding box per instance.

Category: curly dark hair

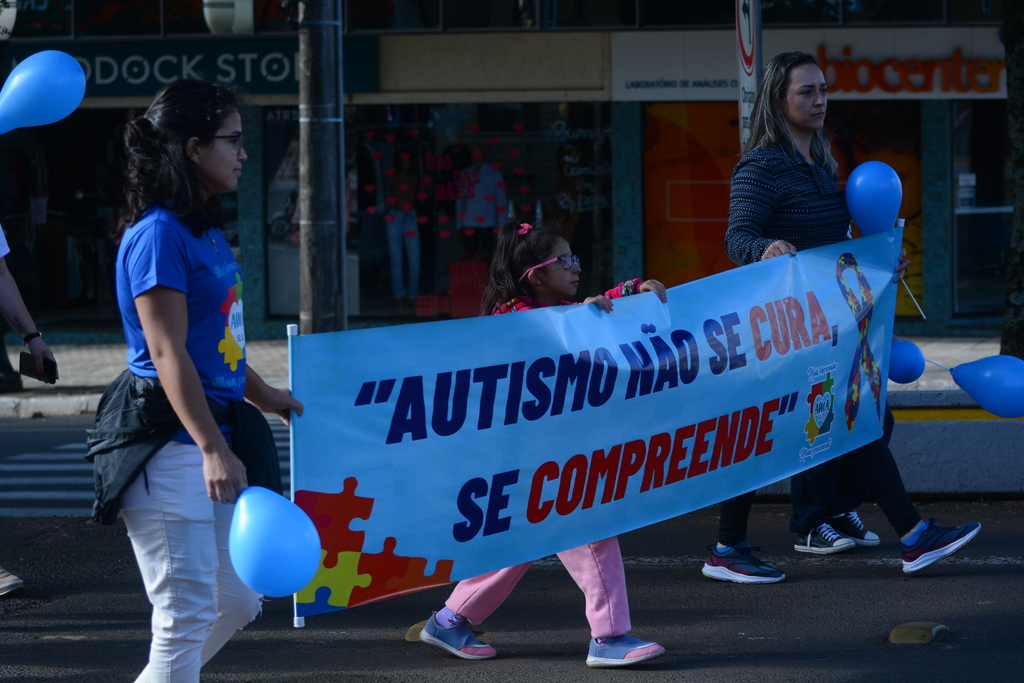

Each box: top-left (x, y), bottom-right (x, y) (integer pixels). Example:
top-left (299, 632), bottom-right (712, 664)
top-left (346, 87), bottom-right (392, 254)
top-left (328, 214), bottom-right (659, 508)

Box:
top-left (114, 79), bottom-right (244, 242)
top-left (480, 218), bottom-right (565, 315)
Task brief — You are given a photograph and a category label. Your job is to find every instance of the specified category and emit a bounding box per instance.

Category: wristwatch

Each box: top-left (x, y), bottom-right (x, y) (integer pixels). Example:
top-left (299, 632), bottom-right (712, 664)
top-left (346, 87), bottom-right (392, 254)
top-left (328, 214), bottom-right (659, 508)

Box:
top-left (22, 331), bottom-right (42, 345)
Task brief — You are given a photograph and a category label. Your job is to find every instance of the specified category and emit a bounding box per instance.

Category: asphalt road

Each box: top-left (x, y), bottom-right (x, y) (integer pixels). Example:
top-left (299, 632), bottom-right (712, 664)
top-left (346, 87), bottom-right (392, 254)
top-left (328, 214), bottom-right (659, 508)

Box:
top-left (2, 417), bottom-right (1021, 681)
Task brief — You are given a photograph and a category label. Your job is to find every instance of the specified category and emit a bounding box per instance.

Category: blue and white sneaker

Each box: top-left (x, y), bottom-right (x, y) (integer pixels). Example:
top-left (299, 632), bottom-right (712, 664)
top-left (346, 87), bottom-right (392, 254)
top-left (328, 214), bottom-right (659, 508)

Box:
top-left (586, 634), bottom-right (665, 668)
top-left (901, 519), bottom-right (981, 574)
top-left (420, 612), bottom-right (496, 660)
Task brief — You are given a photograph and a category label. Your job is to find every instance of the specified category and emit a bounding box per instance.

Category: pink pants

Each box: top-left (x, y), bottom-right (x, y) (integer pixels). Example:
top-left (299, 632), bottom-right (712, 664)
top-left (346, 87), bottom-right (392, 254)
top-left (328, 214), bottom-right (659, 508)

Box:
top-left (444, 536), bottom-right (631, 638)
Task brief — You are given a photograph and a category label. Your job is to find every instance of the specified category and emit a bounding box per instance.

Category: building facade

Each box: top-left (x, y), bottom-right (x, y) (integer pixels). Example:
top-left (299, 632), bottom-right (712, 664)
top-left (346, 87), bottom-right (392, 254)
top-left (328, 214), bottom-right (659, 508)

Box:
top-left (0, 0), bottom-right (1010, 344)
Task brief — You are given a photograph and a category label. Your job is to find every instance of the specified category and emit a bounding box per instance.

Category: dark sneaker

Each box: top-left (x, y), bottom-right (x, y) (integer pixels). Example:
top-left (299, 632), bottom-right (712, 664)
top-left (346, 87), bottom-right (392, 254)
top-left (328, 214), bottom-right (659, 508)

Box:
top-left (420, 612), bottom-right (496, 660)
top-left (901, 519), bottom-right (981, 574)
top-left (0, 565), bottom-right (23, 597)
top-left (702, 541), bottom-right (785, 584)
top-left (829, 511), bottom-right (881, 546)
top-left (586, 634), bottom-right (665, 668)
top-left (794, 523), bottom-right (856, 554)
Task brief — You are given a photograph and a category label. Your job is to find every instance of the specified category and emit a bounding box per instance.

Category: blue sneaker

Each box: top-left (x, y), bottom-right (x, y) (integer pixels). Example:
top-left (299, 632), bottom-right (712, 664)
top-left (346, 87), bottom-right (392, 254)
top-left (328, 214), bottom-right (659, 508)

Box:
top-left (419, 612), bottom-right (496, 660)
top-left (586, 634), bottom-right (665, 668)
top-left (702, 541), bottom-right (785, 584)
top-left (901, 519), bottom-right (981, 574)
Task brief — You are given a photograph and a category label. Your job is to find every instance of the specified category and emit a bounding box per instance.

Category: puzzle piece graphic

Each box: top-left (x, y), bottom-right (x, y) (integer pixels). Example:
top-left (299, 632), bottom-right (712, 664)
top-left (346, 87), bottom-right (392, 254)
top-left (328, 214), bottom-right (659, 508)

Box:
top-left (296, 586), bottom-right (343, 617)
top-left (385, 556), bottom-right (455, 597)
top-left (217, 328), bottom-right (245, 371)
top-left (349, 537), bottom-right (414, 607)
top-left (296, 549), bottom-right (371, 609)
top-left (295, 478), bottom-right (374, 567)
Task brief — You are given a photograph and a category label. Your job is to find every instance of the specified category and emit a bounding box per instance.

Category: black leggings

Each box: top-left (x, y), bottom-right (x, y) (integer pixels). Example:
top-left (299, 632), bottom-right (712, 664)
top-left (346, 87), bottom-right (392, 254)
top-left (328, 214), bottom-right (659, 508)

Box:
top-left (717, 407), bottom-right (921, 546)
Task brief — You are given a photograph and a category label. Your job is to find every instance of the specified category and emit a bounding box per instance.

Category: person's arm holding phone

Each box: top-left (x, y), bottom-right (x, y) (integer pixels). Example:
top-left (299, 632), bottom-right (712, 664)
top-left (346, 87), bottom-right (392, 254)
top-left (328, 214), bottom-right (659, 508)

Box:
top-left (0, 255), bottom-right (57, 379)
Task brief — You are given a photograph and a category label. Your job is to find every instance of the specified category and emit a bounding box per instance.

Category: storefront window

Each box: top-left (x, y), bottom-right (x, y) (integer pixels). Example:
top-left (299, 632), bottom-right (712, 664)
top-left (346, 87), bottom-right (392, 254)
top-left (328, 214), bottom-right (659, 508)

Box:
top-left (444, 0), bottom-right (537, 29)
top-left (348, 0), bottom-right (441, 30)
top-left (762, 0), bottom-right (840, 24)
top-left (948, 0), bottom-right (1003, 22)
top-left (844, 0), bottom-right (943, 23)
top-left (543, 0), bottom-right (635, 27)
top-left (76, 0), bottom-right (160, 37)
top-left (265, 102), bottom-right (613, 321)
top-left (641, 0), bottom-right (732, 26)
top-left (12, 0), bottom-right (72, 38)
top-left (0, 109), bottom-right (125, 326)
top-left (952, 100), bottom-right (1012, 316)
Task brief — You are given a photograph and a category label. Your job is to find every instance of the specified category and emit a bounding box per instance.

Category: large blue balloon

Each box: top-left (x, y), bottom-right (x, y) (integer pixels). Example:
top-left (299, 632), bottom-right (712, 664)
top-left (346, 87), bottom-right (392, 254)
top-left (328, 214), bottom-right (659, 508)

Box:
top-left (229, 486), bottom-right (322, 598)
top-left (889, 339), bottom-right (925, 384)
top-left (951, 355), bottom-right (1024, 419)
top-left (0, 51), bottom-right (86, 135)
top-left (846, 161), bottom-right (902, 236)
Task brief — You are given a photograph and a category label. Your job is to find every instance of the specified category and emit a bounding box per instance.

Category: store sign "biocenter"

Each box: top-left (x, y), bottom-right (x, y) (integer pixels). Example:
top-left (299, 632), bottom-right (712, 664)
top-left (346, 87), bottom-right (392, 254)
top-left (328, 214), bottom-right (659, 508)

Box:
top-left (612, 27), bottom-right (1006, 101)
top-left (6, 39), bottom-right (301, 97)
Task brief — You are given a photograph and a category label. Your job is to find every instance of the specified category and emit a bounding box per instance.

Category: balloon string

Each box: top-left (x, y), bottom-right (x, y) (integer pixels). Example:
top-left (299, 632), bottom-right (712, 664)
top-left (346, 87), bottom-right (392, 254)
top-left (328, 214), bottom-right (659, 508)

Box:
top-left (925, 359), bottom-right (951, 372)
top-left (901, 280), bottom-right (926, 320)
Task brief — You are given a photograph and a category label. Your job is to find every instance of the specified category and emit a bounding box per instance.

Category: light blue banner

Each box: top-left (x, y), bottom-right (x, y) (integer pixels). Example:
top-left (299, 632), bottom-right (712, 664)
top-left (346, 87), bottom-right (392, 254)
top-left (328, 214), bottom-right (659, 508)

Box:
top-left (290, 230), bottom-right (900, 615)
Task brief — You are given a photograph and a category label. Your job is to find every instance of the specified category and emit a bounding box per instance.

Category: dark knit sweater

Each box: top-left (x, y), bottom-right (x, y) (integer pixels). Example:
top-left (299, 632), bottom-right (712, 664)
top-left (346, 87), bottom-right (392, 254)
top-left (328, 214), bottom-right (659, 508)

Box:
top-left (725, 143), bottom-right (851, 266)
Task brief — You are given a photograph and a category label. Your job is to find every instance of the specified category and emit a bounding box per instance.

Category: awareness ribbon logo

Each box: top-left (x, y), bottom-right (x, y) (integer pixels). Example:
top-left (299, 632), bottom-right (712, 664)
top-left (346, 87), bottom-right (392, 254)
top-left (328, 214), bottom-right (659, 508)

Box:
top-left (836, 253), bottom-right (881, 432)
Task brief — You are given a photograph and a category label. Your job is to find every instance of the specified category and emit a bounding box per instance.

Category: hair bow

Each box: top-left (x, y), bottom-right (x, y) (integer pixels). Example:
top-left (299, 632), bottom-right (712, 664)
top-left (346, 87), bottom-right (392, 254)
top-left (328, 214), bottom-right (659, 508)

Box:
top-left (516, 223), bottom-right (533, 235)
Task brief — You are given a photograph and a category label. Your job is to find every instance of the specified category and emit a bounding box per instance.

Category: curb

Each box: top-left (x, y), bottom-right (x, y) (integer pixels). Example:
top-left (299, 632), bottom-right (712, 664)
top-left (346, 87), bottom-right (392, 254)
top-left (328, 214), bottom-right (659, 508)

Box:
top-left (0, 393), bottom-right (101, 418)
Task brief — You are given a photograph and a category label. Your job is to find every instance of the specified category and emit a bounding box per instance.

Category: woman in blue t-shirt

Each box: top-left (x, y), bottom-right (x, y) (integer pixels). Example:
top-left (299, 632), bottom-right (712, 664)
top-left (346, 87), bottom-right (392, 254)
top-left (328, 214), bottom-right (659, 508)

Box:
top-left (113, 79), bottom-right (303, 682)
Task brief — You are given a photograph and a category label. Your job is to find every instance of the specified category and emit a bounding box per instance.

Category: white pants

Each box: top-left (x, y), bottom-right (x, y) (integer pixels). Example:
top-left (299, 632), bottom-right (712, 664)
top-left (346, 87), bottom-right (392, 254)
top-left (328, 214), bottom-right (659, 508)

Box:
top-left (121, 441), bottom-right (262, 683)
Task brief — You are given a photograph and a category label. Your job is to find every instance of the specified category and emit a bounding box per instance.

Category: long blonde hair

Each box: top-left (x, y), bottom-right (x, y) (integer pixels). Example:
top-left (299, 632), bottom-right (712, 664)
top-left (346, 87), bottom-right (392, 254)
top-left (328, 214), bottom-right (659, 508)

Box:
top-left (744, 51), bottom-right (839, 180)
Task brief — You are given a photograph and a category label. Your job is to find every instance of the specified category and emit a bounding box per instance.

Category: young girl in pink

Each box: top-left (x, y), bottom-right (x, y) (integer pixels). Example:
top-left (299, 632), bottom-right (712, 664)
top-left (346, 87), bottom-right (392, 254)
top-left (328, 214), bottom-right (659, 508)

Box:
top-left (420, 219), bottom-right (668, 669)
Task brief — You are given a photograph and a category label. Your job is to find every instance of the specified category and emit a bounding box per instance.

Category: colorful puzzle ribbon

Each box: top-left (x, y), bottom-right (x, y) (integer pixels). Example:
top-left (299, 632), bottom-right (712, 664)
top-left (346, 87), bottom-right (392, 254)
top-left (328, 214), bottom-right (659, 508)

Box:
top-left (836, 253), bottom-right (882, 432)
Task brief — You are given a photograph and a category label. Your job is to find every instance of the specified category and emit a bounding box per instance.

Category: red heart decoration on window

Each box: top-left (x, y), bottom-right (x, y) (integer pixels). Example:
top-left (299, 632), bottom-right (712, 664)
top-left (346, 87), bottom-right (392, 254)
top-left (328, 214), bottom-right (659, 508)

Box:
top-left (400, 152), bottom-right (411, 161)
top-left (385, 133), bottom-right (396, 142)
top-left (417, 216), bottom-right (428, 224)
top-left (440, 230), bottom-right (450, 238)
top-left (438, 215), bottom-right (450, 224)
top-left (364, 184), bottom-right (375, 192)
top-left (471, 150), bottom-right (484, 159)
top-left (509, 150), bottom-right (521, 158)
top-left (464, 228), bottom-right (476, 236)
top-left (520, 204), bottom-right (531, 213)
top-left (490, 163), bottom-right (502, 171)
top-left (484, 195), bottom-right (495, 202)
top-left (398, 183), bottom-right (409, 191)
top-left (386, 197), bottom-right (397, 205)
top-left (519, 186), bottom-right (531, 194)
top-left (514, 167), bottom-right (525, 175)
top-left (469, 125), bottom-right (481, 133)
top-left (402, 202), bottom-right (413, 211)
top-left (365, 131), bottom-right (376, 139)
top-left (496, 181), bottom-right (507, 188)
top-left (367, 206), bottom-right (378, 214)
top-left (475, 215), bottom-right (486, 223)
top-left (489, 137), bottom-right (500, 145)
top-left (409, 129), bottom-right (420, 137)
top-left (512, 124), bottom-right (524, 132)
top-left (384, 169), bottom-right (395, 177)
top-left (372, 152), bottom-right (383, 160)
top-left (416, 192), bottom-right (427, 201)
top-left (497, 205), bottom-right (506, 213)
top-left (385, 214), bottom-right (396, 222)
top-left (421, 176), bottom-right (431, 186)
top-left (493, 228), bottom-right (500, 235)
top-left (457, 212), bottom-right (467, 220)
top-left (405, 230), bottom-right (416, 237)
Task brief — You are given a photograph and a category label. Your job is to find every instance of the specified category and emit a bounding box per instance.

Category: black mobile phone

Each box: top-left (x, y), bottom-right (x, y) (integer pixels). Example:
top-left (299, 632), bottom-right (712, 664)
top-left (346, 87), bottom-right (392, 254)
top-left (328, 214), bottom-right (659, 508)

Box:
top-left (19, 351), bottom-right (57, 384)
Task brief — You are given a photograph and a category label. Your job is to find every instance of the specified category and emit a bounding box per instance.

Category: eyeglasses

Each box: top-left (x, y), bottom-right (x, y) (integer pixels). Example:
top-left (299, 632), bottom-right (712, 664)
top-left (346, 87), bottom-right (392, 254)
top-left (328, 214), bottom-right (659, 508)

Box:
top-left (211, 134), bottom-right (246, 154)
top-left (518, 254), bottom-right (580, 281)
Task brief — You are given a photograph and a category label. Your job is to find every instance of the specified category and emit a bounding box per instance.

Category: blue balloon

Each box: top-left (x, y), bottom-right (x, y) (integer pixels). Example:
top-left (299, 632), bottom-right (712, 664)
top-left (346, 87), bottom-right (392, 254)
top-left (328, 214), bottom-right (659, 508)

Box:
top-left (846, 161), bottom-right (902, 236)
top-left (951, 355), bottom-right (1024, 419)
top-left (229, 486), bottom-right (322, 597)
top-left (889, 339), bottom-right (925, 384)
top-left (0, 51), bottom-right (86, 135)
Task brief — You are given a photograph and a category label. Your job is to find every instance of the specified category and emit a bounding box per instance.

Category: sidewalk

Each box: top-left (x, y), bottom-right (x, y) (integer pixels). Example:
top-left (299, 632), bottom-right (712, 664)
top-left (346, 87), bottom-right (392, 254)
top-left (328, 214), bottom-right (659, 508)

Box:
top-left (0, 336), bottom-right (1002, 418)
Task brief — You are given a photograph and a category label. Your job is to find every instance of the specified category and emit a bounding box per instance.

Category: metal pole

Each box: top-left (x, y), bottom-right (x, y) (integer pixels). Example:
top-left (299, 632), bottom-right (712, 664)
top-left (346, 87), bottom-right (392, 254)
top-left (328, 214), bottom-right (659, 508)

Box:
top-left (336, 0), bottom-right (347, 331)
top-left (298, 0), bottom-right (343, 334)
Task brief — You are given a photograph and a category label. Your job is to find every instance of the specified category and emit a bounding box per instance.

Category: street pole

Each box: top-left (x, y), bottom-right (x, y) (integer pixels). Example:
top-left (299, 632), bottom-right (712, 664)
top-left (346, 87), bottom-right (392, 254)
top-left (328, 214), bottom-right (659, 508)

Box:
top-left (298, 0), bottom-right (346, 334)
top-left (736, 0), bottom-right (762, 151)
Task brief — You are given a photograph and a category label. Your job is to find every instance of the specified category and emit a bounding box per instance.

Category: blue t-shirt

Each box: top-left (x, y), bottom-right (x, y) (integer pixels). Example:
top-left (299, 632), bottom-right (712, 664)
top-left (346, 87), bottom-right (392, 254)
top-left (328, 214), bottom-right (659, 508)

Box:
top-left (116, 206), bottom-right (247, 438)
